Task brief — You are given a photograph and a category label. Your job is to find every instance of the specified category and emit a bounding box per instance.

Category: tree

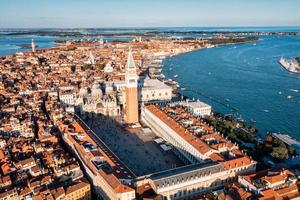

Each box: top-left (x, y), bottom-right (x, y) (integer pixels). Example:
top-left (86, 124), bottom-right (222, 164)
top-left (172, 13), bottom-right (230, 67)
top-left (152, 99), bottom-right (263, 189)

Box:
top-left (249, 126), bottom-right (258, 133)
top-left (270, 147), bottom-right (289, 160)
top-left (288, 146), bottom-right (296, 156)
top-left (273, 138), bottom-right (286, 148)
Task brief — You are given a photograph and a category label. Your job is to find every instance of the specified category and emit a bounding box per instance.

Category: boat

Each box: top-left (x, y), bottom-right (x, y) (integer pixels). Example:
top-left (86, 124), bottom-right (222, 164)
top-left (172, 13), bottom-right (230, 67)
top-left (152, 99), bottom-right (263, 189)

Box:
top-left (287, 95), bottom-right (293, 99)
top-left (181, 88), bottom-right (186, 91)
top-left (279, 57), bottom-right (300, 73)
top-left (253, 43), bottom-right (257, 46)
top-left (278, 91), bottom-right (282, 95)
top-left (263, 109), bottom-right (269, 113)
top-left (250, 119), bottom-right (257, 123)
top-left (174, 74), bottom-right (178, 78)
top-left (237, 117), bottom-right (244, 122)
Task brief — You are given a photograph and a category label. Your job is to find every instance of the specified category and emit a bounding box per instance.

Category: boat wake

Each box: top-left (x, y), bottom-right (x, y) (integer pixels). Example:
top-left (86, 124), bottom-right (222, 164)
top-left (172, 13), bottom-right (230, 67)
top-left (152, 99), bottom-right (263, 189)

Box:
top-left (289, 89), bottom-right (299, 93)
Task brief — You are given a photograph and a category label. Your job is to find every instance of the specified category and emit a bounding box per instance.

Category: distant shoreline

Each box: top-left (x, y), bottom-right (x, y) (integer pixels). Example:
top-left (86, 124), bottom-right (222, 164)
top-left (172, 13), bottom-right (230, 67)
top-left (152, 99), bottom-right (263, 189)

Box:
top-left (0, 30), bottom-right (299, 37)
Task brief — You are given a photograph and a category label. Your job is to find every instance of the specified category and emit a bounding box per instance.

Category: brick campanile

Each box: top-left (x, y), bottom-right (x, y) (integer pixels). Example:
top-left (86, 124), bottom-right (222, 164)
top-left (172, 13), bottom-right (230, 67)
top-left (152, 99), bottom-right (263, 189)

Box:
top-left (124, 49), bottom-right (139, 124)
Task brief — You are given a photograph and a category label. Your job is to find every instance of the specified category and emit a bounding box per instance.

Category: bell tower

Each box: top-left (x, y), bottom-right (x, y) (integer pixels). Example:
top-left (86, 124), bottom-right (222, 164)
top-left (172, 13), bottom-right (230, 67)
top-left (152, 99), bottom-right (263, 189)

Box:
top-left (124, 49), bottom-right (139, 124)
top-left (31, 39), bottom-right (36, 53)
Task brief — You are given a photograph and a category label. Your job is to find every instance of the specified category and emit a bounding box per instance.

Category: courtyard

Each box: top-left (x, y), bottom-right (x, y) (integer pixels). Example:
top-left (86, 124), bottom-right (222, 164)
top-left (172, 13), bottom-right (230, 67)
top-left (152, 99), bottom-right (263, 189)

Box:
top-left (85, 116), bottom-right (185, 176)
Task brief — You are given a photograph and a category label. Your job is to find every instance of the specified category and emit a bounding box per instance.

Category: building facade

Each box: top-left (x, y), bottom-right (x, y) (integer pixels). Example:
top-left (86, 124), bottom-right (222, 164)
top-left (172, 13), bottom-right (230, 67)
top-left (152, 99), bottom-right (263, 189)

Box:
top-left (141, 104), bottom-right (256, 199)
top-left (138, 77), bottom-right (172, 103)
top-left (185, 101), bottom-right (211, 117)
top-left (136, 162), bottom-right (231, 200)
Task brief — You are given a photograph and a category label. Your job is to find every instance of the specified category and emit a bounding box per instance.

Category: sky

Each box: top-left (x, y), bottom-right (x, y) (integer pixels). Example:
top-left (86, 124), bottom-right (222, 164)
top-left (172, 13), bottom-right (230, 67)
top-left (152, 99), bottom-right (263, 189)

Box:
top-left (0, 0), bottom-right (300, 28)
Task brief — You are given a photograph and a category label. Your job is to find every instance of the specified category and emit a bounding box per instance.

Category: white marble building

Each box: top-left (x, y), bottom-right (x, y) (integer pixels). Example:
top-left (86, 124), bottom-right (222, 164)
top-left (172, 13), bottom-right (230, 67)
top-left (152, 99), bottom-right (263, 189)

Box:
top-left (103, 62), bottom-right (114, 73)
top-left (138, 77), bottom-right (172, 103)
top-left (59, 91), bottom-right (76, 106)
top-left (185, 100), bottom-right (212, 117)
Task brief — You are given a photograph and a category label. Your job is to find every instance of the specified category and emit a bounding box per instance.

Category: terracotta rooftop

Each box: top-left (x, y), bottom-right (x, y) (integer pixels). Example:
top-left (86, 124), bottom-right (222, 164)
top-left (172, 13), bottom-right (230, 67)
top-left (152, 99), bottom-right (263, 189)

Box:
top-left (65, 180), bottom-right (89, 195)
top-left (58, 117), bottom-right (135, 194)
top-left (145, 105), bottom-right (254, 169)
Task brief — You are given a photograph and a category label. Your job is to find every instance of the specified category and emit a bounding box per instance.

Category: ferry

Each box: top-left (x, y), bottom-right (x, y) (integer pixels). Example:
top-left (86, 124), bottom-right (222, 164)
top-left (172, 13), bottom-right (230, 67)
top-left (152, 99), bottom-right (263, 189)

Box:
top-left (279, 57), bottom-right (300, 73)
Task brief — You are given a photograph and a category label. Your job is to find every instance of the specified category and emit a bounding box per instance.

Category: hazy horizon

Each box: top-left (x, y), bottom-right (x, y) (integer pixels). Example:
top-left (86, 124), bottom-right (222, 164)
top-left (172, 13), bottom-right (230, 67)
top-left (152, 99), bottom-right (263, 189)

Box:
top-left (0, 25), bottom-right (300, 32)
top-left (1, 0), bottom-right (300, 28)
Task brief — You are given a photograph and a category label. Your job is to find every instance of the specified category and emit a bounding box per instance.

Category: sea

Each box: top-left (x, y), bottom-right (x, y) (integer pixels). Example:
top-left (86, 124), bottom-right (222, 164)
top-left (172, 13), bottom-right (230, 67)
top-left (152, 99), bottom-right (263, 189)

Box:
top-left (1, 27), bottom-right (300, 139)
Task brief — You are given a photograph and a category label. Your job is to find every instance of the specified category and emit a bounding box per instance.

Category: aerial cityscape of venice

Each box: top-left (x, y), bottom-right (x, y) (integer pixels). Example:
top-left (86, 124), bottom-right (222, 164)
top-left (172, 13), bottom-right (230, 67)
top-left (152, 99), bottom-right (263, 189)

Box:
top-left (1, 0), bottom-right (300, 199)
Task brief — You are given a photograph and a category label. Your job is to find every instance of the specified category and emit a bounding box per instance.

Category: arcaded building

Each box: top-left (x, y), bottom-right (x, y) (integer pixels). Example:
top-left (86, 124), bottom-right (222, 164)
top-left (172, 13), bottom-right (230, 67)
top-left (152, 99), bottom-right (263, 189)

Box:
top-left (140, 104), bottom-right (256, 199)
